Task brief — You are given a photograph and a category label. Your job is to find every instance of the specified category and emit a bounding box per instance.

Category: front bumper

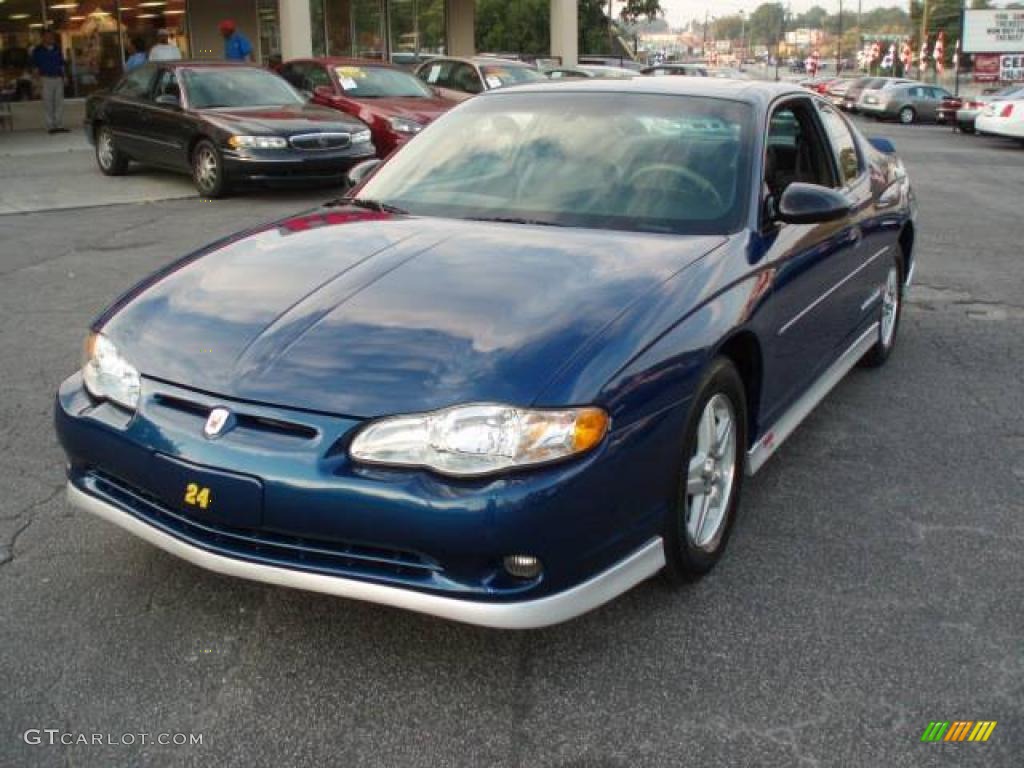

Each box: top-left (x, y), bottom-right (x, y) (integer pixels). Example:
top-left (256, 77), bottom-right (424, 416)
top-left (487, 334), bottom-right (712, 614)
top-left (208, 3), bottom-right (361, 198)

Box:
top-left (66, 481), bottom-right (664, 629)
top-left (222, 145), bottom-right (376, 184)
top-left (56, 374), bottom-right (679, 627)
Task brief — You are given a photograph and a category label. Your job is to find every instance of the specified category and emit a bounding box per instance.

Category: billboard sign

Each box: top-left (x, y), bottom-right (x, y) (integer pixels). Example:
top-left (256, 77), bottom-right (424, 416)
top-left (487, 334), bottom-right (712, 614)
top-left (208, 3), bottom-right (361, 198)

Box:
top-left (1001, 53), bottom-right (1024, 82)
top-left (963, 10), bottom-right (1024, 53)
top-left (974, 53), bottom-right (1001, 82)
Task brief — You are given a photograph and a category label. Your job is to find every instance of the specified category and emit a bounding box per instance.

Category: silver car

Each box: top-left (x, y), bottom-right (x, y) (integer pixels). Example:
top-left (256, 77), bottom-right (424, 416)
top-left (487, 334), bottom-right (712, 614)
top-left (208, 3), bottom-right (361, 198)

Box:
top-left (860, 82), bottom-right (951, 124)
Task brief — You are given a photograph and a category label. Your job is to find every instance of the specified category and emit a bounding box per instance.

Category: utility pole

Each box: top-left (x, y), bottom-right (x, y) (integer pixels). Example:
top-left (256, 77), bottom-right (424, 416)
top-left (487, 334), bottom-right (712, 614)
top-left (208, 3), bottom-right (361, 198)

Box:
top-left (955, 0), bottom-right (965, 96)
top-left (739, 11), bottom-right (746, 64)
top-left (703, 9), bottom-right (709, 58)
top-left (920, 0), bottom-right (930, 81)
top-left (836, 0), bottom-right (843, 74)
top-left (776, 2), bottom-right (788, 81)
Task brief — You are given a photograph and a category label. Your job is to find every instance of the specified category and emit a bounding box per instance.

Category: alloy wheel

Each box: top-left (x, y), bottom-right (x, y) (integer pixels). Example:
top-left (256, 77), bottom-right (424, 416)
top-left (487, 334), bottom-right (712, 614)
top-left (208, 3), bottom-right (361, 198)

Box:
top-left (97, 129), bottom-right (115, 170)
top-left (880, 264), bottom-right (900, 348)
top-left (194, 146), bottom-right (219, 193)
top-left (684, 393), bottom-right (737, 552)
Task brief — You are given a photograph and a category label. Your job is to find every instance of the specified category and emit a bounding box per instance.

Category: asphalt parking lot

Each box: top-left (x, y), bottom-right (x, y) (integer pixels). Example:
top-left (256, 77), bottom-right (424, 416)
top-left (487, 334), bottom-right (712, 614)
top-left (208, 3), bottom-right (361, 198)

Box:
top-left (1, 120), bottom-right (1022, 767)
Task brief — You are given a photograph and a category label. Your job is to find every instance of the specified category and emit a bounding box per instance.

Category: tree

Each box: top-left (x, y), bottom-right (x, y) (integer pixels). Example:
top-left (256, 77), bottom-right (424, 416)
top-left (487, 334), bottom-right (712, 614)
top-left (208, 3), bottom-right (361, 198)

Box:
top-left (748, 3), bottom-right (786, 46)
top-left (618, 0), bottom-right (663, 24)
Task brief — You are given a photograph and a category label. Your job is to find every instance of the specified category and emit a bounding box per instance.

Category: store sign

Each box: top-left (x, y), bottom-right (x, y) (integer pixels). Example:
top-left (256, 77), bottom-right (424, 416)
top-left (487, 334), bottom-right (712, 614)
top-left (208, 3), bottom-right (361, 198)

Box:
top-left (974, 53), bottom-right (1001, 82)
top-left (1001, 53), bottom-right (1024, 82)
top-left (963, 10), bottom-right (1024, 53)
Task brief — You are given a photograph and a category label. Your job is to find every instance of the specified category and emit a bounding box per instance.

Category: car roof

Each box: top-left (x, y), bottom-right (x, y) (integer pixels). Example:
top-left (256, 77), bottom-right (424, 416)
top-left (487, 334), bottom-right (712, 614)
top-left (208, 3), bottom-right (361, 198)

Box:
top-left (486, 76), bottom-right (805, 107)
top-left (421, 56), bottom-right (534, 68)
top-left (153, 60), bottom-right (254, 69)
top-left (287, 57), bottom-right (403, 70)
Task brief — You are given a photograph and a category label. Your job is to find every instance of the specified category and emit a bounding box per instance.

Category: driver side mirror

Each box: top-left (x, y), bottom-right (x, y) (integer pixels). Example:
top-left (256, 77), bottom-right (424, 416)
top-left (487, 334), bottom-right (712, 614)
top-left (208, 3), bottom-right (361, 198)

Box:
top-left (154, 94), bottom-right (180, 109)
top-left (347, 158), bottom-right (382, 188)
top-left (776, 182), bottom-right (851, 225)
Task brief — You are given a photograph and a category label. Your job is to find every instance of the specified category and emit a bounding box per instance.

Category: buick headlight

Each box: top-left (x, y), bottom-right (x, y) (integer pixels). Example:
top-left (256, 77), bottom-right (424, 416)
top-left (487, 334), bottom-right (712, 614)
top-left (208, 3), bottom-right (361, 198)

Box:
top-left (227, 135), bottom-right (288, 149)
top-left (82, 332), bottom-right (141, 411)
top-left (350, 404), bottom-right (609, 477)
top-left (351, 129), bottom-right (372, 144)
top-left (388, 117), bottom-right (423, 135)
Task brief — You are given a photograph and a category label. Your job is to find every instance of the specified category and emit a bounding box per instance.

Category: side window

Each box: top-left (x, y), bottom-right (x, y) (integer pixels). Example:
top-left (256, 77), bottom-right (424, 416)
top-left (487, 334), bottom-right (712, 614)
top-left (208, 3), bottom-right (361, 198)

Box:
top-left (152, 69), bottom-right (180, 103)
top-left (908, 86), bottom-right (924, 98)
top-left (929, 87), bottom-right (948, 100)
top-left (279, 64), bottom-right (304, 90)
top-left (817, 102), bottom-right (862, 186)
top-left (764, 99), bottom-right (836, 203)
top-left (115, 66), bottom-right (156, 99)
top-left (306, 66), bottom-right (332, 89)
top-left (451, 63), bottom-right (483, 93)
top-left (419, 60), bottom-right (453, 87)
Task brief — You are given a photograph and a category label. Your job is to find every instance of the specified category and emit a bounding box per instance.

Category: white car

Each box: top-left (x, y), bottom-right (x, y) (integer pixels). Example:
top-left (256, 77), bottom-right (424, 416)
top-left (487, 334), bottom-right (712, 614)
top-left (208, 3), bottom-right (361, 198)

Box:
top-left (975, 99), bottom-right (1024, 141)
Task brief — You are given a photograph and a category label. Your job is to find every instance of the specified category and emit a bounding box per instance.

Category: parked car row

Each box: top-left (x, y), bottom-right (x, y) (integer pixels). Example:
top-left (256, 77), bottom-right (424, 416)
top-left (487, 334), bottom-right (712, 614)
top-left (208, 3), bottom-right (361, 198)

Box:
top-left (808, 75), bottom-right (952, 124)
top-left (937, 84), bottom-right (1024, 134)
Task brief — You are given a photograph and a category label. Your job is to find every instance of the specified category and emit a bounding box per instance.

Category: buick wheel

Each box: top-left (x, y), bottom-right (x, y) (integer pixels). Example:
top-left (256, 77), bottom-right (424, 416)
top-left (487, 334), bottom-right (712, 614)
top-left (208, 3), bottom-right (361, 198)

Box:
top-left (96, 126), bottom-right (128, 176)
top-left (899, 106), bottom-right (916, 125)
top-left (192, 139), bottom-right (229, 198)
top-left (664, 357), bottom-right (746, 582)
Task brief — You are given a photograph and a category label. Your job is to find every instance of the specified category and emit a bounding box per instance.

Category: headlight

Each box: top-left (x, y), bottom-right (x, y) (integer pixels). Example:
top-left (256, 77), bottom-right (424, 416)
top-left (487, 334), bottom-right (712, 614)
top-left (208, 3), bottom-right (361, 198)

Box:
top-left (387, 117), bottom-right (423, 135)
top-left (351, 129), bottom-right (372, 144)
top-left (82, 332), bottom-right (141, 411)
top-left (227, 135), bottom-right (288, 149)
top-left (350, 404), bottom-right (609, 477)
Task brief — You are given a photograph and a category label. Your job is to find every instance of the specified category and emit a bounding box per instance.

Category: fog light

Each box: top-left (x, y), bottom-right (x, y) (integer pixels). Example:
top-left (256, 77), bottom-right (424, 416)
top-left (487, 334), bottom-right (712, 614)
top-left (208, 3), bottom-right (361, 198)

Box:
top-left (503, 554), bottom-right (542, 580)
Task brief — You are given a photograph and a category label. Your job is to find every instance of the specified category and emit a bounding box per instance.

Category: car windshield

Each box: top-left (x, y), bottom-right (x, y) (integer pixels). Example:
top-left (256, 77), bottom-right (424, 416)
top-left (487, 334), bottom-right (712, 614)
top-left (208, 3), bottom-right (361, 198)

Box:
top-left (479, 64), bottom-right (544, 87)
top-left (355, 92), bottom-right (753, 235)
top-left (334, 65), bottom-right (433, 97)
top-left (181, 67), bottom-right (304, 108)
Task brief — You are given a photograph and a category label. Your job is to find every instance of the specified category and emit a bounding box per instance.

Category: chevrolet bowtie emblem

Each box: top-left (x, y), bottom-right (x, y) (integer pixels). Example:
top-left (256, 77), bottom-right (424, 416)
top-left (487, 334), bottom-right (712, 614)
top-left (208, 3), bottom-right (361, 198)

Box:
top-left (204, 407), bottom-right (231, 438)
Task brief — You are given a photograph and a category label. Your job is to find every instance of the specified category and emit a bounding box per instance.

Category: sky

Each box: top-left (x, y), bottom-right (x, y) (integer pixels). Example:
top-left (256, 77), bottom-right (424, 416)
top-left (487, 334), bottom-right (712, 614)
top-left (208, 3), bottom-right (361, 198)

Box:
top-left (654, 1), bottom-right (909, 28)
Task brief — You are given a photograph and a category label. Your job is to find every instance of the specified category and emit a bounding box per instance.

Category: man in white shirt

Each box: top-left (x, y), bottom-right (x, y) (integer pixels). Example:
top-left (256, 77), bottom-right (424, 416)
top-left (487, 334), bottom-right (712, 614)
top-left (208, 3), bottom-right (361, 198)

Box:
top-left (149, 30), bottom-right (182, 62)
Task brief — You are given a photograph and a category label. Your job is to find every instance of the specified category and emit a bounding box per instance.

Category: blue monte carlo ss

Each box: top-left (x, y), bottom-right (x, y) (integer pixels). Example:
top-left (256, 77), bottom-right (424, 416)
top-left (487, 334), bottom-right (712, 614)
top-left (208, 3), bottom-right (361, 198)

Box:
top-left (56, 78), bottom-right (916, 628)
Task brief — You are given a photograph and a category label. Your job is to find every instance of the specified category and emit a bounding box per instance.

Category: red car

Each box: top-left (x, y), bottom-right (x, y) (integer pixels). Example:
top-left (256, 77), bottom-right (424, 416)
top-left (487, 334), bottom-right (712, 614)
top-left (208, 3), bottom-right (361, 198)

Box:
top-left (279, 58), bottom-right (457, 158)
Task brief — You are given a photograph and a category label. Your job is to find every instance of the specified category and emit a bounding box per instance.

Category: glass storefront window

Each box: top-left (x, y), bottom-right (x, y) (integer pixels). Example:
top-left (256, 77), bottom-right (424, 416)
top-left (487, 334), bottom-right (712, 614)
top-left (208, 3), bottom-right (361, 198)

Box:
top-left (388, 0), bottom-right (444, 68)
top-left (0, 0), bottom-right (46, 101)
top-left (310, 0), bottom-right (445, 64)
top-left (1, 0), bottom-right (189, 101)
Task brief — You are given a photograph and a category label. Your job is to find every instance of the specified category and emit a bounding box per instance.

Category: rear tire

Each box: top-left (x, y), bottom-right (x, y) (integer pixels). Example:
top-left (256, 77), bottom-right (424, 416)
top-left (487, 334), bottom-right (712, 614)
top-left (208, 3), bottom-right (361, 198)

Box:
top-left (95, 125), bottom-right (128, 176)
top-left (861, 252), bottom-right (904, 368)
top-left (663, 358), bottom-right (747, 583)
top-left (192, 139), bottom-right (230, 198)
top-left (898, 106), bottom-right (916, 125)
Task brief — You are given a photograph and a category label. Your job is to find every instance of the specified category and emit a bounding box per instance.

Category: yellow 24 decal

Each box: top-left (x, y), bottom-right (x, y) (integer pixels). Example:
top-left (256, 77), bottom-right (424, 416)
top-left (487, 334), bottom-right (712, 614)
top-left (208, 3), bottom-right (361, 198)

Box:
top-left (184, 483), bottom-right (211, 510)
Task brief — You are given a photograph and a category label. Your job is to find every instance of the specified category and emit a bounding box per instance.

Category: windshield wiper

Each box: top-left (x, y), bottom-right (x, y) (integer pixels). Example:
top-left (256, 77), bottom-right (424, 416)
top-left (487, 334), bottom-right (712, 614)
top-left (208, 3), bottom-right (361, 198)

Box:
top-left (341, 198), bottom-right (409, 215)
top-left (466, 216), bottom-right (566, 227)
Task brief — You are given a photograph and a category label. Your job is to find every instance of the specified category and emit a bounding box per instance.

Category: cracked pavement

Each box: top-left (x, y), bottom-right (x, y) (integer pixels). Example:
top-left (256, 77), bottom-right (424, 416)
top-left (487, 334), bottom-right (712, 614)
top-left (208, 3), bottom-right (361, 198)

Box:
top-left (0, 122), bottom-right (1022, 766)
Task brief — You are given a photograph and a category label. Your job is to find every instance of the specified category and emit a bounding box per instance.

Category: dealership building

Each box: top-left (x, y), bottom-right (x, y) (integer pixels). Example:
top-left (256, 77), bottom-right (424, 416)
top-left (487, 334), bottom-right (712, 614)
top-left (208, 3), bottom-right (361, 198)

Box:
top-left (0, 0), bottom-right (583, 103)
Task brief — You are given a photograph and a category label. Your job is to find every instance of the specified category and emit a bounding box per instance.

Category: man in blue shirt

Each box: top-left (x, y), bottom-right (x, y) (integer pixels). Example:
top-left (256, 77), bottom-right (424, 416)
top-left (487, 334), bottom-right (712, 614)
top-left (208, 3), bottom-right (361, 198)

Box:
top-left (219, 20), bottom-right (253, 62)
top-left (31, 30), bottom-right (68, 133)
top-left (125, 37), bottom-right (147, 71)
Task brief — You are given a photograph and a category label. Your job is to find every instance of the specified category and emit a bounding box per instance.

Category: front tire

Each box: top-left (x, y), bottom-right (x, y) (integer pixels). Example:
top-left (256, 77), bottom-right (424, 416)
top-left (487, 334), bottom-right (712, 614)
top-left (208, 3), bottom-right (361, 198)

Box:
top-left (192, 139), bottom-right (230, 198)
top-left (861, 254), bottom-right (903, 368)
top-left (898, 106), bottom-right (916, 125)
top-left (95, 125), bottom-right (128, 176)
top-left (663, 358), bottom-right (747, 582)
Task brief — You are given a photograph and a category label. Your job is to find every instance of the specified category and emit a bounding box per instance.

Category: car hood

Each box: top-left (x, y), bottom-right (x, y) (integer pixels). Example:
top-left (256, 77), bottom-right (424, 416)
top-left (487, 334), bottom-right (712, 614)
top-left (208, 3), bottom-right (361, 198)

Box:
top-left (99, 210), bottom-right (723, 418)
top-left (361, 96), bottom-right (453, 123)
top-left (198, 103), bottom-right (366, 134)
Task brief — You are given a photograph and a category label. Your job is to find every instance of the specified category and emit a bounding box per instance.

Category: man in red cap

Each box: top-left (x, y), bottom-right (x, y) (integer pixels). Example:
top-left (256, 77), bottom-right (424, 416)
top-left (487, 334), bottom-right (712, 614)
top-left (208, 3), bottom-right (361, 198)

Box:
top-left (219, 19), bottom-right (253, 62)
